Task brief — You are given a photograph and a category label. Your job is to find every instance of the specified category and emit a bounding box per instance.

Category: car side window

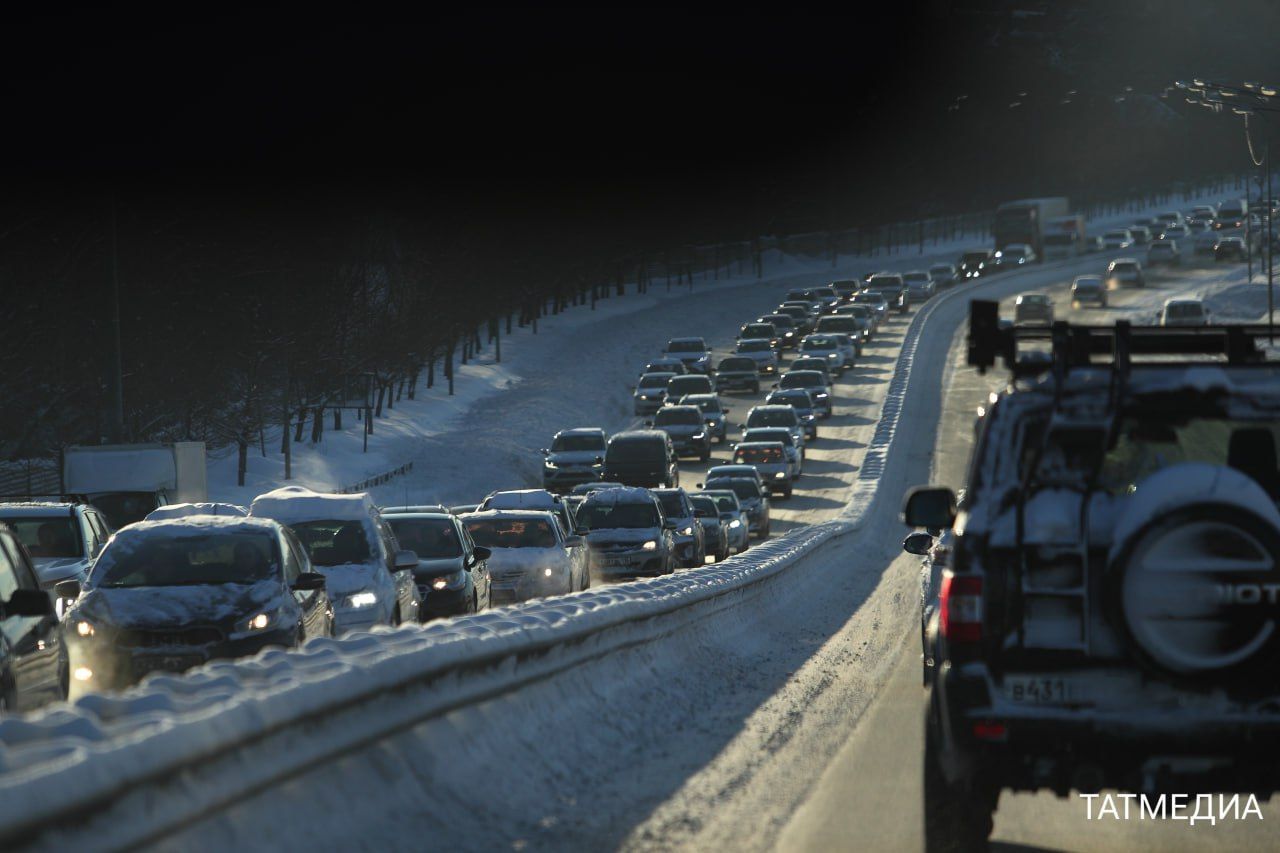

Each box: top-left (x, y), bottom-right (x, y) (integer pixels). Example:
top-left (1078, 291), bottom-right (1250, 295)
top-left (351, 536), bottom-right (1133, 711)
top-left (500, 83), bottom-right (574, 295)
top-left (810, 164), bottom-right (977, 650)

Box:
top-left (0, 537), bottom-right (20, 602)
top-left (375, 518), bottom-right (400, 568)
top-left (88, 511), bottom-right (112, 543)
top-left (0, 532), bottom-right (38, 591)
top-left (280, 532), bottom-right (304, 582)
top-left (80, 514), bottom-right (101, 557)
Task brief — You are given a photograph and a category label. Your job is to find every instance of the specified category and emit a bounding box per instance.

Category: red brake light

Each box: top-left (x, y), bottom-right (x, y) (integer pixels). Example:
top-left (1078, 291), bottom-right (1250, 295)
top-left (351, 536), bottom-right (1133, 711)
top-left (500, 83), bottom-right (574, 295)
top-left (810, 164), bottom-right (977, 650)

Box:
top-left (939, 572), bottom-right (983, 643)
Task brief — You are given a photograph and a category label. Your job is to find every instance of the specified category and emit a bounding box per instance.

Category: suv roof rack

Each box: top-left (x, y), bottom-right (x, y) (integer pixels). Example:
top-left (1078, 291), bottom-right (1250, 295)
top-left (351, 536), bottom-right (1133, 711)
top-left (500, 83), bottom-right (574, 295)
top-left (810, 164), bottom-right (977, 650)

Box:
top-left (967, 299), bottom-right (1271, 379)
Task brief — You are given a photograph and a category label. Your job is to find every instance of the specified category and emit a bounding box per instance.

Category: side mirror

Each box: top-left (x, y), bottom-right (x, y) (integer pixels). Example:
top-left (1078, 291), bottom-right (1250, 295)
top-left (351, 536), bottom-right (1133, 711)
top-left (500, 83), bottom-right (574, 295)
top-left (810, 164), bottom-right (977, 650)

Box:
top-left (292, 572), bottom-right (327, 591)
top-left (394, 549), bottom-right (419, 570)
top-left (902, 486), bottom-right (957, 529)
top-left (594, 456), bottom-right (604, 464)
top-left (472, 545), bottom-right (492, 561)
top-left (696, 483), bottom-right (704, 489)
top-left (540, 448), bottom-right (550, 456)
top-left (5, 588), bottom-right (54, 618)
top-left (564, 535), bottom-right (584, 548)
top-left (663, 520), bottom-right (678, 531)
top-left (54, 579), bottom-right (82, 600)
top-left (573, 528), bottom-right (589, 537)
top-left (902, 532), bottom-right (935, 556)
top-left (693, 509), bottom-right (709, 518)
top-left (644, 420), bottom-right (653, 427)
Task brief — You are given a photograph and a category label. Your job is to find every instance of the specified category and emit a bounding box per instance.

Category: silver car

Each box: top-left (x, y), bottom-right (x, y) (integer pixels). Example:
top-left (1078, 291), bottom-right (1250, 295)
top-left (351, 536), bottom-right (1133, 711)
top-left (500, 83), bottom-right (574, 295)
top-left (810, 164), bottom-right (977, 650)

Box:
top-left (461, 510), bottom-right (585, 602)
top-left (700, 490), bottom-right (750, 554)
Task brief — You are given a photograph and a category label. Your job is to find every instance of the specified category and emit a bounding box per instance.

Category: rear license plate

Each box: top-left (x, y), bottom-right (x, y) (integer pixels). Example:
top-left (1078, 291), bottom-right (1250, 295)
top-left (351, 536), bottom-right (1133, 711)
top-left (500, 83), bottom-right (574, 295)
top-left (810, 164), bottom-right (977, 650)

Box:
top-left (1004, 676), bottom-right (1076, 704)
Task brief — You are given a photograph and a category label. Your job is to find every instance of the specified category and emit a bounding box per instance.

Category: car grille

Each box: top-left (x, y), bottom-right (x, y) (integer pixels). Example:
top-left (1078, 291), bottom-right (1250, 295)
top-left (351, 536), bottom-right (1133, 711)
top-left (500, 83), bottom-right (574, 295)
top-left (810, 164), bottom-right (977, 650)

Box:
top-left (491, 569), bottom-right (528, 585)
top-left (125, 627), bottom-right (224, 648)
top-left (592, 541), bottom-right (644, 553)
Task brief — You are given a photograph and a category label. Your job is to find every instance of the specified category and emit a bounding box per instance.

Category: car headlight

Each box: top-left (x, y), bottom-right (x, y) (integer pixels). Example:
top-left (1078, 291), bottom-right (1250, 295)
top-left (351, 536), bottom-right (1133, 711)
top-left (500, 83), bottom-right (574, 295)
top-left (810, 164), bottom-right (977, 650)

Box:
top-left (544, 461), bottom-right (557, 470)
top-left (815, 392), bottom-right (829, 399)
top-left (430, 570), bottom-right (467, 591)
top-left (73, 618), bottom-right (95, 637)
top-left (642, 540), bottom-right (658, 551)
top-left (708, 419), bottom-right (720, 428)
top-left (692, 432), bottom-right (705, 440)
top-left (774, 471), bottom-right (787, 479)
top-left (729, 519), bottom-right (742, 529)
top-left (785, 331), bottom-right (794, 337)
top-left (681, 526), bottom-right (694, 536)
top-left (638, 394), bottom-right (650, 400)
top-left (345, 591), bottom-right (378, 609)
top-left (236, 610), bottom-right (278, 633)
top-left (827, 352), bottom-right (839, 359)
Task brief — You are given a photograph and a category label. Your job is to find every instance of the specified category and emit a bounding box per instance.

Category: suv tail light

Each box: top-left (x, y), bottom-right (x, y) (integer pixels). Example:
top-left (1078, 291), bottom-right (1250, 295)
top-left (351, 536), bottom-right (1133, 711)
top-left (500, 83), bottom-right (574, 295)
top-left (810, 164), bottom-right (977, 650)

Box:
top-left (939, 572), bottom-right (983, 643)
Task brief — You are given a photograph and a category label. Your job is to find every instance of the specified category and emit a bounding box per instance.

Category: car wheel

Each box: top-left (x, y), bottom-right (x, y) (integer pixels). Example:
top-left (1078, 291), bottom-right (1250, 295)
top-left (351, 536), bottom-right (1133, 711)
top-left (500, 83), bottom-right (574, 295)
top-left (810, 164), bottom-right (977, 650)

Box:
top-left (783, 488), bottom-right (793, 499)
top-left (924, 697), bottom-right (997, 852)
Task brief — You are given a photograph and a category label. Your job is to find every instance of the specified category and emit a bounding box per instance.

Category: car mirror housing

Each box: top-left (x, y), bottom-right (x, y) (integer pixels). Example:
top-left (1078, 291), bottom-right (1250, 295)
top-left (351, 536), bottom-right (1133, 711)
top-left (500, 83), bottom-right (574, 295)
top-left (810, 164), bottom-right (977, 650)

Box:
top-left (902, 486), bottom-right (957, 529)
top-left (564, 535), bottom-right (584, 548)
top-left (54, 579), bottom-right (82, 600)
top-left (4, 588), bottom-right (54, 618)
top-left (663, 520), bottom-right (678, 531)
top-left (292, 572), bottom-right (327, 591)
top-left (394, 549), bottom-right (419, 570)
top-left (472, 545), bottom-right (492, 561)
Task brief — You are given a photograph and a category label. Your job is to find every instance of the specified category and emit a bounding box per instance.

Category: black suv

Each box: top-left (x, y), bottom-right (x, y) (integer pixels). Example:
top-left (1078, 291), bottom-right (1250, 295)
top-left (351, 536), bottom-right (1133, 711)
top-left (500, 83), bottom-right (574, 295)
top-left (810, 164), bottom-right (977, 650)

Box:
top-left (904, 301), bottom-right (1280, 850)
top-left (603, 430), bottom-right (679, 488)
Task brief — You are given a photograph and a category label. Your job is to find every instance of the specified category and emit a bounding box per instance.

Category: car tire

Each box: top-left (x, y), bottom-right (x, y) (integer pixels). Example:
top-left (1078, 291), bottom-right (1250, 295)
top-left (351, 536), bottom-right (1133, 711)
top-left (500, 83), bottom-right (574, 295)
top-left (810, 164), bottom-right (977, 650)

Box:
top-left (392, 605), bottom-right (402, 627)
top-left (752, 382), bottom-right (761, 394)
top-left (924, 697), bottom-right (996, 853)
top-left (700, 450), bottom-right (711, 462)
top-left (783, 487), bottom-right (793, 499)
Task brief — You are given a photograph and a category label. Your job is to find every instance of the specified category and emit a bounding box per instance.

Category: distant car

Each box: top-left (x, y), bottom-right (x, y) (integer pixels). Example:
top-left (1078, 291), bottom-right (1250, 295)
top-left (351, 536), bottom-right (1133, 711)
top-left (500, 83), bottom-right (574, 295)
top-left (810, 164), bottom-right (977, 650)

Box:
top-left (1128, 224), bottom-right (1153, 245)
top-left (649, 404), bottom-right (712, 461)
top-left (765, 388), bottom-right (819, 439)
top-left (864, 274), bottom-right (910, 313)
top-left (1154, 210), bottom-right (1185, 233)
top-left (1105, 257), bottom-right (1145, 287)
top-left (540, 427), bottom-right (607, 493)
top-left (928, 264), bottom-right (957, 288)
top-left (651, 487), bottom-right (706, 568)
top-left (903, 270), bottom-right (936, 301)
top-left (740, 426), bottom-right (803, 479)
top-left (462, 510), bottom-right (586, 602)
top-left (1215, 199), bottom-right (1248, 230)
top-left (1013, 293), bottom-right (1054, 325)
top-left (699, 490), bottom-right (750, 554)
top-left (1187, 216), bottom-right (1214, 234)
top-left (734, 339), bottom-right (780, 375)
top-left (785, 287), bottom-right (816, 303)
top-left (1070, 275), bottom-right (1107, 308)
top-left (738, 322), bottom-right (780, 349)
top-left (1160, 298), bottom-right (1211, 326)
top-left (249, 488), bottom-right (421, 633)
top-left (0, 502), bottom-right (114, 592)
top-left (1103, 229), bottom-right (1134, 251)
top-left (0, 521), bottom-right (65, 708)
top-left (679, 393), bottom-right (731, 443)
top-left (570, 481), bottom-right (627, 498)
top-left (634, 371), bottom-right (676, 415)
top-left (776, 370), bottom-right (833, 418)
top-left (689, 494), bottom-right (730, 562)
top-left (830, 279), bottom-right (861, 301)
top-left (789, 356), bottom-right (835, 385)
top-left (383, 509), bottom-right (493, 616)
top-left (852, 290), bottom-right (890, 322)
top-left (992, 244), bottom-right (1037, 268)
top-left (837, 303), bottom-right (879, 336)
top-left (958, 250), bottom-right (992, 279)
top-left (809, 285), bottom-right (841, 309)
top-left (773, 304), bottom-right (815, 334)
top-left (1147, 238), bottom-right (1181, 266)
top-left (62, 515), bottom-right (333, 693)
top-left (1194, 231), bottom-right (1220, 256)
top-left (715, 356), bottom-right (763, 393)
top-left (700, 472), bottom-right (770, 539)
top-left (575, 486), bottom-right (676, 579)
top-left (480, 488), bottom-right (577, 538)
top-left (642, 358), bottom-right (687, 376)
top-left (602, 430), bottom-right (679, 488)
top-left (1161, 224), bottom-right (1189, 242)
top-left (759, 313), bottom-right (800, 348)
top-left (745, 404), bottom-right (807, 452)
top-left (830, 333), bottom-right (861, 367)
top-left (663, 337), bottom-right (712, 374)
top-left (1216, 236), bottom-right (1249, 262)
top-left (732, 442), bottom-right (792, 498)
top-left (814, 315), bottom-right (866, 355)
top-left (667, 374), bottom-right (714, 402)
top-left (798, 334), bottom-right (847, 373)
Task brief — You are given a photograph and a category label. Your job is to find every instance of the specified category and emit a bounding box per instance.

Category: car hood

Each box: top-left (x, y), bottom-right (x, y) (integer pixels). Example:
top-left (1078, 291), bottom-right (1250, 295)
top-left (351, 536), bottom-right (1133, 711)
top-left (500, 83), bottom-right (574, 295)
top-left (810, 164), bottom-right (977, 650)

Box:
top-left (413, 556), bottom-right (467, 577)
top-left (547, 450), bottom-right (601, 465)
top-left (31, 556), bottom-right (91, 587)
top-left (585, 528), bottom-right (661, 545)
top-left (659, 425), bottom-right (702, 436)
top-left (77, 580), bottom-right (283, 630)
top-left (313, 562), bottom-right (385, 598)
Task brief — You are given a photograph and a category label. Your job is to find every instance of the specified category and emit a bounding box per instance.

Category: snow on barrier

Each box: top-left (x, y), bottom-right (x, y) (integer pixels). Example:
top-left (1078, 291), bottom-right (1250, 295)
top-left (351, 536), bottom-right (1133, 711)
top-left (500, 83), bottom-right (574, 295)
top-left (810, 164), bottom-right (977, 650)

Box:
top-left (0, 263), bottom-right (1053, 850)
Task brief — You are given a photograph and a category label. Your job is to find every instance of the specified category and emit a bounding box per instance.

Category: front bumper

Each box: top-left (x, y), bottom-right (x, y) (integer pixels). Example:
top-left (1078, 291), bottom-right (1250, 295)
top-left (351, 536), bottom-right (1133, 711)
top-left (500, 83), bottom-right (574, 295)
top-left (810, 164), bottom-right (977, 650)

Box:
top-left (418, 585), bottom-right (472, 618)
top-left (490, 569), bottom-right (572, 603)
top-left (70, 628), bottom-right (297, 690)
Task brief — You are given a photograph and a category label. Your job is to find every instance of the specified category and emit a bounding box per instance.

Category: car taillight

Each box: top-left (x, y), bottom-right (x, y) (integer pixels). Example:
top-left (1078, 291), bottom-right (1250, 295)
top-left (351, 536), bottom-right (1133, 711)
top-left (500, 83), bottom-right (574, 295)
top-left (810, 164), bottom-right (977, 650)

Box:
top-left (939, 572), bottom-right (983, 643)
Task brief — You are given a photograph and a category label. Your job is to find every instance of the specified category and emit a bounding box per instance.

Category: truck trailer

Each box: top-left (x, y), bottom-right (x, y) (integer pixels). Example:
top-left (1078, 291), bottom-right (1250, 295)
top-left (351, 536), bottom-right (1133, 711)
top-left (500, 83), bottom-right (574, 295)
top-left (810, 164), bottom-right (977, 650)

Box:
top-left (62, 442), bottom-right (207, 529)
top-left (992, 197), bottom-right (1070, 259)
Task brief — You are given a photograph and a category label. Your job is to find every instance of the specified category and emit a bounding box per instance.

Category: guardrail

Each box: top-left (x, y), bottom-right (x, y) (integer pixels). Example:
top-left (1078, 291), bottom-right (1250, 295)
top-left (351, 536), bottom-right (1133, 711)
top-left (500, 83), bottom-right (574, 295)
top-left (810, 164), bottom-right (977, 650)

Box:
top-left (337, 461), bottom-right (415, 494)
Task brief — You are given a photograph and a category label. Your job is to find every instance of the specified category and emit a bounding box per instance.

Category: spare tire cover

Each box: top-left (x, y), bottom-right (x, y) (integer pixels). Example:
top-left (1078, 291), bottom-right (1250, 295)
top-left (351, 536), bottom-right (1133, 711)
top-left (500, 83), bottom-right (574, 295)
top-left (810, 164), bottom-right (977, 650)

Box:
top-left (1111, 463), bottom-right (1280, 676)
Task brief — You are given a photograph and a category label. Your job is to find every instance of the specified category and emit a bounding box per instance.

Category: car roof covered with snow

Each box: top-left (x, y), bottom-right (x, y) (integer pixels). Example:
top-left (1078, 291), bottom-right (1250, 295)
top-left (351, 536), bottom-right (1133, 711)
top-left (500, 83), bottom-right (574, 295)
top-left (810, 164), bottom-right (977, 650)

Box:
top-left (0, 502), bottom-right (81, 517)
top-left (145, 502), bottom-right (248, 521)
top-left (578, 486), bottom-right (658, 506)
top-left (482, 489), bottom-right (563, 510)
top-left (248, 486), bottom-right (377, 523)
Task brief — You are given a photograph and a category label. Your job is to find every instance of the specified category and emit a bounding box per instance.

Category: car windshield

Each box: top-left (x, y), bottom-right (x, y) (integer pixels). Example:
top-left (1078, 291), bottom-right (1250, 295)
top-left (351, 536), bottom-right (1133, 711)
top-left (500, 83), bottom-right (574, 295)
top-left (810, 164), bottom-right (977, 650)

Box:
top-left (1074, 279), bottom-right (1101, 291)
top-left (684, 397), bottom-right (720, 413)
top-left (689, 496), bottom-right (717, 516)
top-left (743, 325), bottom-right (774, 337)
top-left (719, 357), bottom-right (756, 371)
top-left (1, 516), bottom-right (83, 558)
top-left (667, 340), bottom-right (703, 353)
top-left (553, 434), bottom-right (604, 452)
top-left (575, 501), bottom-right (660, 530)
top-left (288, 519), bottom-right (373, 566)
top-left (705, 479), bottom-right (760, 501)
top-left (90, 530), bottom-right (278, 588)
top-left (464, 517), bottom-right (557, 549)
top-left (655, 493), bottom-right (687, 518)
top-left (1021, 295), bottom-right (1048, 305)
top-left (386, 517), bottom-right (462, 558)
top-left (855, 293), bottom-right (886, 304)
top-left (961, 253), bottom-right (988, 263)
top-left (745, 429), bottom-right (792, 446)
top-left (749, 409), bottom-right (797, 427)
top-left (705, 493), bottom-right (740, 513)
top-left (1112, 262), bottom-right (1137, 273)
top-left (738, 340), bottom-right (772, 352)
top-left (638, 373), bottom-right (671, 389)
top-left (1167, 303), bottom-right (1204, 318)
top-left (802, 338), bottom-right (836, 351)
top-left (764, 315), bottom-right (794, 328)
top-left (771, 392), bottom-right (810, 409)
top-left (655, 408), bottom-right (702, 426)
top-left (90, 491), bottom-right (158, 529)
top-left (780, 373), bottom-right (823, 389)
